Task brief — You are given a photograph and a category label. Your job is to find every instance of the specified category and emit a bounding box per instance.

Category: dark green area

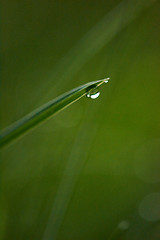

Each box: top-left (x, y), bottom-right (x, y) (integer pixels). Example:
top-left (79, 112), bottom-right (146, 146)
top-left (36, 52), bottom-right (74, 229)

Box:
top-left (1, 0), bottom-right (160, 240)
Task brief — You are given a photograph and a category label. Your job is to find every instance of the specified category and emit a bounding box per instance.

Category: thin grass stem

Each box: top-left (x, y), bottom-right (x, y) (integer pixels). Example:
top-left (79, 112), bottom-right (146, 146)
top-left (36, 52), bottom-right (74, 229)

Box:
top-left (0, 78), bottom-right (108, 149)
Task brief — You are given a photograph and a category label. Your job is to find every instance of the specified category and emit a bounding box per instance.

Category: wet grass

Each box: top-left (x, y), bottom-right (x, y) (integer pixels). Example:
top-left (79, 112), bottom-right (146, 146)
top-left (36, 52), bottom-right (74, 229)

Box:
top-left (0, 78), bottom-right (108, 149)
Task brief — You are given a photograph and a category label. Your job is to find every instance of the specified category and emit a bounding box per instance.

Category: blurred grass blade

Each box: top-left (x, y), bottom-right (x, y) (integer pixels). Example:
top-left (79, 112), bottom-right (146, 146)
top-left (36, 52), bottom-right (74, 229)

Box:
top-left (0, 78), bottom-right (108, 149)
top-left (33, 0), bottom-right (158, 106)
top-left (42, 104), bottom-right (98, 240)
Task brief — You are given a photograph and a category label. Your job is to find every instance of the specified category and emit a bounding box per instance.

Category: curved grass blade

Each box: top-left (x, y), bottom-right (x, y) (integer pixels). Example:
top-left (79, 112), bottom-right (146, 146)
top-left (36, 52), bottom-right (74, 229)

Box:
top-left (0, 78), bottom-right (109, 149)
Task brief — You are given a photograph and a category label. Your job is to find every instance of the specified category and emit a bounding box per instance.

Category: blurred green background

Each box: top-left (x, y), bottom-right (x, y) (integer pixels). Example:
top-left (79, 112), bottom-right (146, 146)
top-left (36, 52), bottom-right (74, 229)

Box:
top-left (1, 0), bottom-right (160, 239)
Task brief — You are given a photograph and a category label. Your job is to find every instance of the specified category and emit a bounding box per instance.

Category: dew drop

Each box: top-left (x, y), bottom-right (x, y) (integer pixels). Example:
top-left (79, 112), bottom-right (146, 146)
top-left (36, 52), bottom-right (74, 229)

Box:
top-left (104, 77), bottom-right (110, 83)
top-left (86, 91), bottom-right (100, 99)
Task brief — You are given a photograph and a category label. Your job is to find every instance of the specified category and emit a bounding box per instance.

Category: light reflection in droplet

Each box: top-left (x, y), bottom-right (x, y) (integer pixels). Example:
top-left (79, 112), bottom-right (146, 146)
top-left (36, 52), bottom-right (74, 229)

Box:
top-left (87, 91), bottom-right (100, 99)
top-left (104, 77), bottom-right (110, 83)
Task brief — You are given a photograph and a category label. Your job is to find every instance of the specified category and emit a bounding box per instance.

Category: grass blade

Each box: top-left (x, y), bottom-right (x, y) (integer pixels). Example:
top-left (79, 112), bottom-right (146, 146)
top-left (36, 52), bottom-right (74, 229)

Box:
top-left (0, 78), bottom-right (109, 149)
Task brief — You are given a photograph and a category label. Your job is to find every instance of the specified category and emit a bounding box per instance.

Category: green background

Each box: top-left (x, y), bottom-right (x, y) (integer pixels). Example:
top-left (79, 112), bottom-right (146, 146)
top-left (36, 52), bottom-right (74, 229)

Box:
top-left (1, 0), bottom-right (160, 239)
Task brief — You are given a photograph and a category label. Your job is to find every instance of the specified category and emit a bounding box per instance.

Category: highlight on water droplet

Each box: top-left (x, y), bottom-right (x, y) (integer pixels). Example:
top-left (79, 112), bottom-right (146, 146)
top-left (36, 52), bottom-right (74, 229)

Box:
top-left (104, 77), bottom-right (110, 83)
top-left (87, 91), bottom-right (100, 99)
top-left (86, 77), bottom-right (110, 100)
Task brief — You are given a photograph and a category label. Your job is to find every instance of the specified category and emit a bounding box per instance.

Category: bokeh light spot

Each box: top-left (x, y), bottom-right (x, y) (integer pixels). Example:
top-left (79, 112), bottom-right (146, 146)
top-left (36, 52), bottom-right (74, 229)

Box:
top-left (139, 192), bottom-right (160, 222)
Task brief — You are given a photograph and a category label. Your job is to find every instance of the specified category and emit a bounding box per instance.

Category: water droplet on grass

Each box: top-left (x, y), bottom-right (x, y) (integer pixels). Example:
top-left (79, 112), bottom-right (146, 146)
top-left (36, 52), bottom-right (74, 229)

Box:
top-left (87, 77), bottom-right (110, 99)
top-left (104, 77), bottom-right (110, 83)
top-left (86, 91), bottom-right (100, 99)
